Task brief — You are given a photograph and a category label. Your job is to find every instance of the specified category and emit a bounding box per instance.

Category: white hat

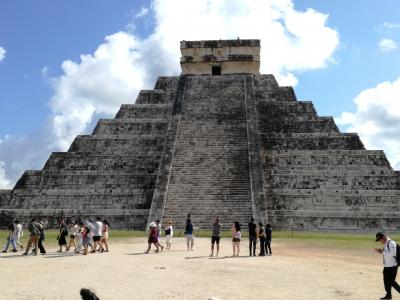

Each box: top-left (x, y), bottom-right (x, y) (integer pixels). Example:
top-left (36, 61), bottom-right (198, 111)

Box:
top-left (149, 222), bottom-right (156, 228)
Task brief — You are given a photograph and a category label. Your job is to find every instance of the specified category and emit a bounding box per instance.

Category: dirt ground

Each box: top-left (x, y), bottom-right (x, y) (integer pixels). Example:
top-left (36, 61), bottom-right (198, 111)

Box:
top-left (0, 236), bottom-right (386, 300)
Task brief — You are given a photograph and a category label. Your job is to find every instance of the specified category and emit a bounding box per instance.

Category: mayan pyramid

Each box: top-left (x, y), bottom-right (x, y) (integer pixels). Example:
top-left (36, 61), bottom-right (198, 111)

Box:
top-left (1, 39), bottom-right (399, 231)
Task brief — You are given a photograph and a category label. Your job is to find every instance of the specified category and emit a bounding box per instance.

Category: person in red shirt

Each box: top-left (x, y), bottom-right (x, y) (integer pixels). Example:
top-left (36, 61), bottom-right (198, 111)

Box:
top-left (145, 222), bottom-right (160, 254)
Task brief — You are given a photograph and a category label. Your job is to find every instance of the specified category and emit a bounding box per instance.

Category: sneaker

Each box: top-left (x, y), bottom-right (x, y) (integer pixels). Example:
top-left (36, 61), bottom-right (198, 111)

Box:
top-left (12, 249), bottom-right (17, 253)
top-left (209, 254), bottom-right (214, 257)
top-left (380, 296), bottom-right (392, 300)
top-left (1, 250), bottom-right (6, 253)
top-left (22, 252), bottom-right (28, 256)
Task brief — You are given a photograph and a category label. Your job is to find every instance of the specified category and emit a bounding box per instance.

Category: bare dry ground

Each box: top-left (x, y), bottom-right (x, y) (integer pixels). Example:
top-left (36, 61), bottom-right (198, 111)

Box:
top-left (0, 236), bottom-right (385, 300)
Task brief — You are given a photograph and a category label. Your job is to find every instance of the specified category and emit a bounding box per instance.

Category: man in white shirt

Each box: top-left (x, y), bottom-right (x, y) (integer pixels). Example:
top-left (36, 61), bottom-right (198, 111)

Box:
top-left (92, 217), bottom-right (103, 253)
top-left (13, 220), bottom-right (23, 250)
top-left (375, 232), bottom-right (400, 300)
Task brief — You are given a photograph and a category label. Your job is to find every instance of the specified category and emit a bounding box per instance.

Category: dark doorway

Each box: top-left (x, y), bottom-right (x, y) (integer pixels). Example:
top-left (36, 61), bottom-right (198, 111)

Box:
top-left (212, 65), bottom-right (221, 76)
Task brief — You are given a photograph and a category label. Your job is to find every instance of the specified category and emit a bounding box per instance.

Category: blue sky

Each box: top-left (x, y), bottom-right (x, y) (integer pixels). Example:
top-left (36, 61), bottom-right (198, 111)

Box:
top-left (0, 0), bottom-right (400, 188)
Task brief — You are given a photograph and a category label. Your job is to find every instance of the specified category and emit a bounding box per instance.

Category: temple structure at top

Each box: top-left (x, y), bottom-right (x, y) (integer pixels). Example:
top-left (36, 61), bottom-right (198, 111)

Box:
top-left (1, 39), bottom-right (399, 232)
top-left (180, 39), bottom-right (260, 75)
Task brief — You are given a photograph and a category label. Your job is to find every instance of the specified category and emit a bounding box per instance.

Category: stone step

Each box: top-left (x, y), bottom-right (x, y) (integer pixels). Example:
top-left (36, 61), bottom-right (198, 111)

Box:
top-left (115, 103), bottom-right (173, 119)
top-left (260, 132), bottom-right (365, 150)
top-left (92, 118), bottom-right (169, 135)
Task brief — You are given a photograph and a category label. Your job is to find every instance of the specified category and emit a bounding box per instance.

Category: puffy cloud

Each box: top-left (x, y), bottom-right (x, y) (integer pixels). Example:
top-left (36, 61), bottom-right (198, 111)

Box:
top-left (0, 46), bottom-right (6, 62)
top-left (379, 38), bottom-right (397, 52)
top-left (336, 78), bottom-right (400, 169)
top-left (0, 0), bottom-right (339, 186)
top-left (0, 161), bottom-right (12, 189)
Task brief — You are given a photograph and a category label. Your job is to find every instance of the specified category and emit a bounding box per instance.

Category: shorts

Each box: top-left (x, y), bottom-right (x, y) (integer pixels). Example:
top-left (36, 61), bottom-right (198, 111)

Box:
top-left (70, 235), bottom-right (76, 239)
top-left (211, 236), bottom-right (220, 245)
top-left (165, 235), bottom-right (172, 242)
top-left (93, 236), bottom-right (101, 242)
top-left (232, 238), bottom-right (241, 243)
top-left (186, 234), bottom-right (194, 243)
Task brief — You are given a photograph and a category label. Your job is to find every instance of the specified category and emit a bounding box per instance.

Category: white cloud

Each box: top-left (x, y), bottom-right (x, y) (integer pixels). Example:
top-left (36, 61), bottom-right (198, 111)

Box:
top-left (0, 46), bottom-right (6, 62)
top-left (336, 78), bottom-right (400, 169)
top-left (135, 6), bottom-right (150, 18)
top-left (0, 0), bottom-right (340, 186)
top-left (379, 38), bottom-right (397, 52)
top-left (0, 161), bottom-right (12, 189)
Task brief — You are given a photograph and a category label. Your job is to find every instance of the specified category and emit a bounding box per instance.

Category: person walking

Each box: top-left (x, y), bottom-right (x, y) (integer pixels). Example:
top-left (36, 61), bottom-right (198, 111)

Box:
top-left (75, 222), bottom-right (83, 254)
top-left (248, 217), bottom-right (257, 256)
top-left (375, 232), bottom-right (400, 299)
top-left (145, 222), bottom-right (159, 254)
top-left (231, 221), bottom-right (241, 258)
top-left (265, 223), bottom-right (272, 256)
top-left (66, 221), bottom-right (78, 252)
top-left (258, 223), bottom-right (266, 256)
top-left (22, 218), bottom-right (40, 256)
top-left (36, 220), bottom-right (46, 255)
top-left (100, 220), bottom-right (110, 253)
top-left (185, 218), bottom-right (194, 251)
top-left (210, 217), bottom-right (221, 257)
top-left (164, 220), bottom-right (173, 250)
top-left (81, 224), bottom-right (91, 256)
top-left (92, 217), bottom-right (103, 253)
top-left (57, 219), bottom-right (68, 253)
top-left (2, 223), bottom-right (17, 253)
top-left (14, 220), bottom-right (24, 250)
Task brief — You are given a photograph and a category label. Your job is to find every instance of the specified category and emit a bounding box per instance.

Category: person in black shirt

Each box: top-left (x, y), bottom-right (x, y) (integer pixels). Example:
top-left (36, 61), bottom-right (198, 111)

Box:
top-left (258, 223), bottom-right (266, 256)
top-left (265, 223), bottom-right (272, 255)
top-left (248, 217), bottom-right (257, 256)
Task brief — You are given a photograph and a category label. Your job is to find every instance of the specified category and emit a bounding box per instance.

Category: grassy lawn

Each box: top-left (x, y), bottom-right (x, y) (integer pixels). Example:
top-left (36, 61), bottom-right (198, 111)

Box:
top-left (0, 229), bottom-right (392, 250)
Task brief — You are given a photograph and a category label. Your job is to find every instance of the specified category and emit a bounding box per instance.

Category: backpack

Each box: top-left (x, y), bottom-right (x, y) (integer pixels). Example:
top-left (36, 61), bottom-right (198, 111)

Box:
top-left (387, 240), bottom-right (400, 265)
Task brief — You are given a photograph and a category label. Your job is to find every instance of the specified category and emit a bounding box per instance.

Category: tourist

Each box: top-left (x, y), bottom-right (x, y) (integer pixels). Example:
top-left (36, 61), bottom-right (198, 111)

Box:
top-left (248, 217), bottom-right (257, 256)
top-left (75, 222), bottom-right (83, 254)
top-left (231, 221), bottom-right (241, 257)
top-left (2, 223), bottom-right (17, 253)
top-left (145, 222), bottom-right (159, 254)
top-left (92, 217), bottom-right (104, 253)
top-left (185, 218), bottom-right (194, 251)
top-left (265, 223), bottom-right (272, 256)
top-left (375, 232), bottom-right (400, 299)
top-left (164, 220), bottom-right (173, 250)
top-left (80, 288), bottom-right (100, 300)
top-left (81, 224), bottom-right (91, 255)
top-left (36, 220), bottom-right (46, 255)
top-left (210, 217), bottom-right (221, 257)
top-left (258, 223), bottom-right (266, 256)
top-left (100, 219), bottom-right (110, 253)
top-left (14, 220), bottom-right (24, 250)
top-left (56, 219), bottom-right (68, 252)
top-left (22, 218), bottom-right (40, 256)
top-left (66, 221), bottom-right (78, 252)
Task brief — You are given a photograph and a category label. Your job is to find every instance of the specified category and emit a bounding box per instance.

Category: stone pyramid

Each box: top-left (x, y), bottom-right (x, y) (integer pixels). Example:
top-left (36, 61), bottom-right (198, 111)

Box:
top-left (1, 39), bottom-right (399, 231)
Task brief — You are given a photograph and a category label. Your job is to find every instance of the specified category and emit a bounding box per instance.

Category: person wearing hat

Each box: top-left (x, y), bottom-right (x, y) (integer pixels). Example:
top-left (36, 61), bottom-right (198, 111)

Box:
top-left (145, 222), bottom-right (160, 254)
top-left (375, 232), bottom-right (400, 299)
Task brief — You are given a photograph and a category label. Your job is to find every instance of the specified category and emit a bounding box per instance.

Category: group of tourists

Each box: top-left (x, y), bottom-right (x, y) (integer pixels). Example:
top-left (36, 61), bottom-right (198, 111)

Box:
top-left (1, 217), bottom-right (110, 256)
top-left (145, 214), bottom-right (273, 258)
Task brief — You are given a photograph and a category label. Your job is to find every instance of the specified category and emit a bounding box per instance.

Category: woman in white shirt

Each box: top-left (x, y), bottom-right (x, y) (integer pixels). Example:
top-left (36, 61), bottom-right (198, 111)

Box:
top-left (164, 220), bottom-right (173, 249)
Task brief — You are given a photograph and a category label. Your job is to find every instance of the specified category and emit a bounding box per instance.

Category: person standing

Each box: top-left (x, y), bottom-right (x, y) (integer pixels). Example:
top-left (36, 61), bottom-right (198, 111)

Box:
top-left (100, 220), bottom-right (110, 253)
top-left (210, 217), bottom-right (221, 257)
top-left (258, 223), bottom-right (266, 256)
top-left (14, 220), bottom-right (24, 250)
top-left (231, 221), bottom-right (241, 258)
top-left (22, 218), bottom-right (40, 256)
top-left (185, 218), bottom-right (194, 251)
top-left (57, 219), bottom-right (68, 253)
top-left (92, 217), bottom-right (104, 253)
top-left (2, 223), bottom-right (17, 253)
top-left (248, 217), bottom-right (257, 256)
top-left (81, 224), bottom-right (91, 256)
top-left (75, 222), bottom-right (83, 254)
top-left (265, 223), bottom-right (272, 256)
top-left (375, 232), bottom-right (400, 299)
top-left (164, 220), bottom-right (173, 250)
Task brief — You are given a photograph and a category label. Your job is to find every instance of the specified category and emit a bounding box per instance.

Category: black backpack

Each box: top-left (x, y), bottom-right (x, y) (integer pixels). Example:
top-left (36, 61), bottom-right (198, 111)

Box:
top-left (387, 240), bottom-right (400, 265)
